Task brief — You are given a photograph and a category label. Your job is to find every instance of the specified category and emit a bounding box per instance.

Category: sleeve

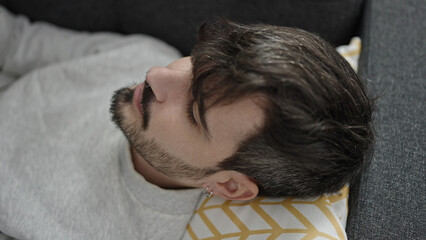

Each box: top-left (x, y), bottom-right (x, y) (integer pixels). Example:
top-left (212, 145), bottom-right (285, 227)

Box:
top-left (0, 5), bottom-right (145, 77)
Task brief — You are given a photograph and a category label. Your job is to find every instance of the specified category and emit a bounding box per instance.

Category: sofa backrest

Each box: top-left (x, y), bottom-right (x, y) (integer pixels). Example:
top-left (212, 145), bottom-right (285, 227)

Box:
top-left (0, 0), bottom-right (365, 55)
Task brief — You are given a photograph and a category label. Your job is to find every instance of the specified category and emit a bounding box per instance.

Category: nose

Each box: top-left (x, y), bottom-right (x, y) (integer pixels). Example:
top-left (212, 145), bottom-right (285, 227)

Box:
top-left (145, 66), bottom-right (192, 103)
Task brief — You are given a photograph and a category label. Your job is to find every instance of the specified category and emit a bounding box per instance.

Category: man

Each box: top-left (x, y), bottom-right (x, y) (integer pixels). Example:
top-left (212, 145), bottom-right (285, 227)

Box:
top-left (0, 6), bottom-right (373, 240)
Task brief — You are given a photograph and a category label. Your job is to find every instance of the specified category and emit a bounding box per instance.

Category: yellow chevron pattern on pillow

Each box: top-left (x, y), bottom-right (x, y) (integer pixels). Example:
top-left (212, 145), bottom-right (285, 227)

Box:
top-left (183, 186), bottom-right (349, 240)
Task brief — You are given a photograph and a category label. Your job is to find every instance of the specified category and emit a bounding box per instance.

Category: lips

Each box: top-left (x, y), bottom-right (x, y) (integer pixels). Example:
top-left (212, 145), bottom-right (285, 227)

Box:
top-left (133, 82), bottom-right (145, 116)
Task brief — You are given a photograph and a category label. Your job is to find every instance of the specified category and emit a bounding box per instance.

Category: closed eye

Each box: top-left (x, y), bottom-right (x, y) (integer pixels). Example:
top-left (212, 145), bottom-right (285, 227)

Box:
top-left (186, 100), bottom-right (211, 140)
top-left (186, 100), bottom-right (198, 126)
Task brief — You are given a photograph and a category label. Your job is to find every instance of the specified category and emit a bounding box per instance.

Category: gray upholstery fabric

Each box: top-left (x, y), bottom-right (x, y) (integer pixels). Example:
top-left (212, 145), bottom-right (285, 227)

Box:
top-left (0, 0), bottom-right (118, 31)
top-left (117, 0), bottom-right (363, 55)
top-left (346, 0), bottom-right (425, 239)
top-left (1, 0), bottom-right (364, 55)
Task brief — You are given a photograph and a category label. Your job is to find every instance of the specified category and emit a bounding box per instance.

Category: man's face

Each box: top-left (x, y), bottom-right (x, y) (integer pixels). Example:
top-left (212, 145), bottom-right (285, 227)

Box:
top-left (110, 57), bottom-right (264, 186)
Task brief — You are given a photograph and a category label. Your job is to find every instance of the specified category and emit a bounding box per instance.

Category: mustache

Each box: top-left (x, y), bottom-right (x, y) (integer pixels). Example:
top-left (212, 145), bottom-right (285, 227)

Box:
top-left (141, 83), bottom-right (155, 130)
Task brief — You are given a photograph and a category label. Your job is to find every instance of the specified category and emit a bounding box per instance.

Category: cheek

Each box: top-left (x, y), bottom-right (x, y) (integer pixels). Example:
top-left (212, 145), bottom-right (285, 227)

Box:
top-left (145, 104), bottom-right (242, 169)
top-left (146, 106), bottom-right (210, 166)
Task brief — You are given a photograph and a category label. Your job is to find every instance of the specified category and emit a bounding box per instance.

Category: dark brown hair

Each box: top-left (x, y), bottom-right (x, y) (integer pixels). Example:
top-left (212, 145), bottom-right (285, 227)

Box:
top-left (190, 19), bottom-right (374, 197)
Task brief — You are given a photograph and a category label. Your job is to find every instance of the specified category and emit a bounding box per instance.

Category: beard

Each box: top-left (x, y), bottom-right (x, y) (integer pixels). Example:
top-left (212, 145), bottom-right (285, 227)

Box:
top-left (109, 85), bottom-right (217, 181)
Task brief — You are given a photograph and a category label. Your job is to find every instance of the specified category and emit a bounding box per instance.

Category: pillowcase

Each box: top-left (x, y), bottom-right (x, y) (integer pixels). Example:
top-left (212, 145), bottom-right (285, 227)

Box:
top-left (336, 37), bottom-right (361, 72)
top-left (182, 38), bottom-right (361, 240)
top-left (183, 186), bottom-right (349, 240)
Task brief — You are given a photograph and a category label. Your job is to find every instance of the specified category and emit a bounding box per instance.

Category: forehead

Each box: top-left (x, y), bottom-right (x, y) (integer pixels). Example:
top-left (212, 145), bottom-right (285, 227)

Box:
top-left (205, 97), bottom-right (265, 150)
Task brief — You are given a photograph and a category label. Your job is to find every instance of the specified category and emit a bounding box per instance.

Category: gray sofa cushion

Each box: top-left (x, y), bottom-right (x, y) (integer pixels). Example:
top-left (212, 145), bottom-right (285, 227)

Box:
top-left (347, 0), bottom-right (425, 239)
top-left (0, 0), bottom-right (364, 55)
top-left (0, 0), bottom-right (118, 32)
top-left (117, 0), bottom-right (364, 55)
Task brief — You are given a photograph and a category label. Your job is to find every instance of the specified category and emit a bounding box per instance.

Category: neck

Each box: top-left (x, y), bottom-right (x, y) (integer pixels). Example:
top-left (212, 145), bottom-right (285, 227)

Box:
top-left (130, 147), bottom-right (194, 189)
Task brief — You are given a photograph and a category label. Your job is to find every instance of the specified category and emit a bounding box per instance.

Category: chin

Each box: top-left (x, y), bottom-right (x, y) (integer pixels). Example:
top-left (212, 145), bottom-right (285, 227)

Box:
top-left (110, 87), bottom-right (140, 135)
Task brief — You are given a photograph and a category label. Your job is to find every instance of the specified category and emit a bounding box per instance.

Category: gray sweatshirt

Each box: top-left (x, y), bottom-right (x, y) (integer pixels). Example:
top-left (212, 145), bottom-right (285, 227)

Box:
top-left (0, 6), bottom-right (202, 239)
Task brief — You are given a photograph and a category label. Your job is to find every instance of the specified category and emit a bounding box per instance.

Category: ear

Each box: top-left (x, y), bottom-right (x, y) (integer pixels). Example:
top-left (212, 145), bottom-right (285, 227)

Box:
top-left (208, 171), bottom-right (259, 201)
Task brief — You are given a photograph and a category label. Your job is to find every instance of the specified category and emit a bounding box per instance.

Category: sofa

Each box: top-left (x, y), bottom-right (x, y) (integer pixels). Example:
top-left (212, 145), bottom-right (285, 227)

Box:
top-left (0, 0), bottom-right (423, 239)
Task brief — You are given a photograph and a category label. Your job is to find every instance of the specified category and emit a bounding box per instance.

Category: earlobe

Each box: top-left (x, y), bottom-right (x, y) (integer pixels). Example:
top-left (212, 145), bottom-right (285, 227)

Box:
top-left (212, 172), bottom-right (259, 201)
